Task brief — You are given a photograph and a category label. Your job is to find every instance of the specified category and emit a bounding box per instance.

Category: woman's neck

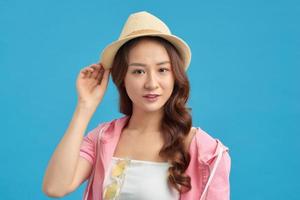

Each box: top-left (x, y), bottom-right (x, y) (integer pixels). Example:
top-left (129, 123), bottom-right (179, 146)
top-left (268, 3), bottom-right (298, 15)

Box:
top-left (126, 108), bottom-right (163, 135)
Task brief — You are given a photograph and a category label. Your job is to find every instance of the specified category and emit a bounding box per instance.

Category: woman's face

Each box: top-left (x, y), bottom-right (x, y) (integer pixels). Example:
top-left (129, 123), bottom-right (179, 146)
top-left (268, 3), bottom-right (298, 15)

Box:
top-left (124, 39), bottom-right (175, 113)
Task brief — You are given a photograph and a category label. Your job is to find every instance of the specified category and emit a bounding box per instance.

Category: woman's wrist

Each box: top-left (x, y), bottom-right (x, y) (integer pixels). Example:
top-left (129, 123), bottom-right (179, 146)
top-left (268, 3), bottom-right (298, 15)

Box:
top-left (76, 101), bottom-right (98, 117)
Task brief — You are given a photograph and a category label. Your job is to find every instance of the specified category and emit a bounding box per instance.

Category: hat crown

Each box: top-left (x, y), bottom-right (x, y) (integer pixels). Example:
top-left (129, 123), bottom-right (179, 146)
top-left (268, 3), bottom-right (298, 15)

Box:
top-left (119, 11), bottom-right (171, 39)
top-left (100, 11), bottom-right (191, 71)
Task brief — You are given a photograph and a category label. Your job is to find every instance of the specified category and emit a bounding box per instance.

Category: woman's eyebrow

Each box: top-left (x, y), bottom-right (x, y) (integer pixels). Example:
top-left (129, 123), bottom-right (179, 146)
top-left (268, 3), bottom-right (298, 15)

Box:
top-left (128, 61), bottom-right (170, 67)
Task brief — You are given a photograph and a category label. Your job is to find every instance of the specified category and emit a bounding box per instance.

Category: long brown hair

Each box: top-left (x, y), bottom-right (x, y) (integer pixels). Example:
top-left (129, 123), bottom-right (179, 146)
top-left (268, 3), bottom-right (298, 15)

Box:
top-left (110, 36), bottom-right (192, 193)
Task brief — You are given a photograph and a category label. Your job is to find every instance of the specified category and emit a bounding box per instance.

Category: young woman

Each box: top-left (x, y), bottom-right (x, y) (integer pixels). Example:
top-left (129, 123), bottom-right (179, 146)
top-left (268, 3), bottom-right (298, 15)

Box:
top-left (42, 11), bottom-right (231, 200)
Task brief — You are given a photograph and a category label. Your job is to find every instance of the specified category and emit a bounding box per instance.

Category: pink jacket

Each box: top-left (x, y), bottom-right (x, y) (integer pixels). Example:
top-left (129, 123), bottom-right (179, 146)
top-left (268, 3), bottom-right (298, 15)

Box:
top-left (79, 115), bottom-right (231, 200)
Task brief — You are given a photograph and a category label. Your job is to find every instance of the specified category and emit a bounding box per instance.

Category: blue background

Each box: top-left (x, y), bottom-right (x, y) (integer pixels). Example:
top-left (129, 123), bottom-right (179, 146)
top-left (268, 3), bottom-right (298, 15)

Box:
top-left (1, 0), bottom-right (299, 199)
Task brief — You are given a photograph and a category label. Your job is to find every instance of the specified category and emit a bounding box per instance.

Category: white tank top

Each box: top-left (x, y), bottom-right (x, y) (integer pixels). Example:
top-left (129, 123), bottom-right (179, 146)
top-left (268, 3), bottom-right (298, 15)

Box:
top-left (102, 156), bottom-right (180, 200)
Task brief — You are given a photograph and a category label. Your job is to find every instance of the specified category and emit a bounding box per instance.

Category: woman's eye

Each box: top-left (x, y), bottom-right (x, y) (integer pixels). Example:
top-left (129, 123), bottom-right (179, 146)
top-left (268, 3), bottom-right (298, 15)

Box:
top-left (132, 69), bottom-right (145, 74)
top-left (159, 68), bottom-right (169, 73)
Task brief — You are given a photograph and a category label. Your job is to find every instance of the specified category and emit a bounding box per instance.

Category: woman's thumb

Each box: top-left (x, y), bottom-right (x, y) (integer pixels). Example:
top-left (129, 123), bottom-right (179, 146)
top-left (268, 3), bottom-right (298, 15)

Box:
top-left (103, 68), bottom-right (111, 80)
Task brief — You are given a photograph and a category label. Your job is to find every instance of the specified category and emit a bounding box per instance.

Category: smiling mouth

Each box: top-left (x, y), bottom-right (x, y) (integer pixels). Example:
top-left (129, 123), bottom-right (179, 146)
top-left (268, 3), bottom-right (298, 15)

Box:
top-left (143, 95), bottom-right (160, 102)
top-left (143, 94), bottom-right (160, 98)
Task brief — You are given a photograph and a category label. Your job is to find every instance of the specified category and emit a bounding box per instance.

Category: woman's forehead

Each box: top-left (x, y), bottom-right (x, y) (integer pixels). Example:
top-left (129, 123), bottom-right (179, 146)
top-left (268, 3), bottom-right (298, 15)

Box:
top-left (128, 61), bottom-right (170, 68)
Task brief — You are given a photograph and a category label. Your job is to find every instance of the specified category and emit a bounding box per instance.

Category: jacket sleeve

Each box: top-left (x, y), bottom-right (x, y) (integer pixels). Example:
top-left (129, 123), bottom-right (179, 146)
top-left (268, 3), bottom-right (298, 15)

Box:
top-left (196, 128), bottom-right (231, 200)
top-left (79, 123), bottom-right (105, 165)
top-left (206, 147), bottom-right (231, 200)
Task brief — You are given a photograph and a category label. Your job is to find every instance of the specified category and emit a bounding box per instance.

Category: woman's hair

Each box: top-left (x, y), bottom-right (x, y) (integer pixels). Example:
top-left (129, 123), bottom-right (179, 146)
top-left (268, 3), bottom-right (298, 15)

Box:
top-left (110, 36), bottom-right (193, 193)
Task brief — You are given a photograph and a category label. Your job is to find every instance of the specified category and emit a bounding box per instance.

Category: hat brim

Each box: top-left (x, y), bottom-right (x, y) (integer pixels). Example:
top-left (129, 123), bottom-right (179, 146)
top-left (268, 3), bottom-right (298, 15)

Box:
top-left (100, 32), bottom-right (191, 71)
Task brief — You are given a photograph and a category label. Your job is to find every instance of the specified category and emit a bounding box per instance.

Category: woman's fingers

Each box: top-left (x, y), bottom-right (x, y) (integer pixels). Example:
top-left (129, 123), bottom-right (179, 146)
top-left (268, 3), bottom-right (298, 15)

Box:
top-left (80, 67), bottom-right (93, 78)
top-left (81, 64), bottom-right (99, 79)
top-left (90, 64), bottom-right (101, 80)
top-left (79, 63), bottom-right (110, 87)
top-left (99, 66), bottom-right (110, 85)
top-left (96, 64), bottom-right (105, 84)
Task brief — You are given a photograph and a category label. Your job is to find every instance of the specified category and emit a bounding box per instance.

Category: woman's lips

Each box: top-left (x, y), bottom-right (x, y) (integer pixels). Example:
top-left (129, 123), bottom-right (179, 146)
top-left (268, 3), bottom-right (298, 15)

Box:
top-left (143, 95), bottom-right (160, 102)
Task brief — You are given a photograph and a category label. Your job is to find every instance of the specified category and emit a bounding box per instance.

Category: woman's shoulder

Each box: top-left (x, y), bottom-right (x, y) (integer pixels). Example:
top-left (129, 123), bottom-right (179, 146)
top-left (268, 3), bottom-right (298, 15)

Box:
top-left (85, 116), bottom-right (122, 137)
top-left (191, 126), bottom-right (230, 165)
top-left (92, 115), bottom-right (130, 140)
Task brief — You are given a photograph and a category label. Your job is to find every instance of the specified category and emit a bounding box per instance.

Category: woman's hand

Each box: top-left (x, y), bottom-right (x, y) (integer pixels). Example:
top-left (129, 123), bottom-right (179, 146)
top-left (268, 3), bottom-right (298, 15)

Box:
top-left (76, 63), bottom-right (110, 110)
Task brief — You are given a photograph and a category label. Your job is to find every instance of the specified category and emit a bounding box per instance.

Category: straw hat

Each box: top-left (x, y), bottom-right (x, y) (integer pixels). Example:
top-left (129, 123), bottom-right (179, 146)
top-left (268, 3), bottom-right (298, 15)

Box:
top-left (99, 11), bottom-right (192, 71)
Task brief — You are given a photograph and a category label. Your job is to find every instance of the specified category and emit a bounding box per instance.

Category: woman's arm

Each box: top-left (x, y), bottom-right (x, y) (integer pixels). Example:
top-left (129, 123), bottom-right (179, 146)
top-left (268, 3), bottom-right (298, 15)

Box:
top-left (42, 103), bottom-right (95, 197)
top-left (42, 63), bottom-right (110, 197)
top-left (206, 150), bottom-right (231, 200)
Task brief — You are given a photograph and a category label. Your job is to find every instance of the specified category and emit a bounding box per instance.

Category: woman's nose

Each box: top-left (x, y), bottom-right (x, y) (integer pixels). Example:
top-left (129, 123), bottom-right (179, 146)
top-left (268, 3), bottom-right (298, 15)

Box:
top-left (144, 72), bottom-right (158, 90)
